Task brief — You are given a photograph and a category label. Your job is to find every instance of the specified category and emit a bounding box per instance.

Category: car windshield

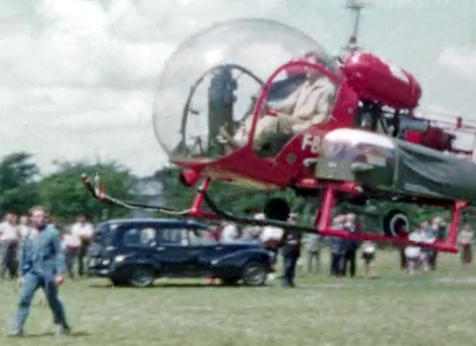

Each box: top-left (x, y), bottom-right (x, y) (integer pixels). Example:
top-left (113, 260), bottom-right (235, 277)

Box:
top-left (93, 223), bottom-right (112, 246)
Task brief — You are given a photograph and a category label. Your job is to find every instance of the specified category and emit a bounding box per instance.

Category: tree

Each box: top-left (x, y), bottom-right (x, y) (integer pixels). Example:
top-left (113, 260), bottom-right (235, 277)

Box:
top-left (38, 160), bottom-right (137, 225)
top-left (0, 152), bottom-right (40, 215)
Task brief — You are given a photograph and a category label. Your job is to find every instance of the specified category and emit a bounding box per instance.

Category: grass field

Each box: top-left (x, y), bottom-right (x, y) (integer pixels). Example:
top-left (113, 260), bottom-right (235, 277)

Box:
top-left (1, 248), bottom-right (476, 346)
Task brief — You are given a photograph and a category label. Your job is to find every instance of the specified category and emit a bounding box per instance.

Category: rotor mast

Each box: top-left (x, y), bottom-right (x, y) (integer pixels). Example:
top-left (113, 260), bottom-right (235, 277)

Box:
top-left (346, 0), bottom-right (365, 51)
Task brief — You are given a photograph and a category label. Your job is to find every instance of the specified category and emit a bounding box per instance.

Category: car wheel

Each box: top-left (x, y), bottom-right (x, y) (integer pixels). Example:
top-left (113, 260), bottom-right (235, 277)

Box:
top-left (383, 210), bottom-right (409, 237)
top-left (241, 261), bottom-right (267, 286)
top-left (128, 266), bottom-right (155, 288)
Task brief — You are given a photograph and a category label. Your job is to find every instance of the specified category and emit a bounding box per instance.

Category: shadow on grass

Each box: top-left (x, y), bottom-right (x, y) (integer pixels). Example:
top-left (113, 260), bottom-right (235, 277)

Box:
top-left (14, 331), bottom-right (90, 338)
top-left (88, 282), bottom-right (246, 289)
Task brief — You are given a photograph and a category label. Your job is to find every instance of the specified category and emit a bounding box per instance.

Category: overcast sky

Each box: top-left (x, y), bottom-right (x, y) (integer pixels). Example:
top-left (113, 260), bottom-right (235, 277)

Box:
top-left (2, 0), bottom-right (476, 177)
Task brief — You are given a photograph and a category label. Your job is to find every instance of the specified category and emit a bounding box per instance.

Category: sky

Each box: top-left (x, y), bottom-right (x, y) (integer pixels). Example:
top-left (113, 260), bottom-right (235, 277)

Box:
top-left (2, 0), bottom-right (476, 177)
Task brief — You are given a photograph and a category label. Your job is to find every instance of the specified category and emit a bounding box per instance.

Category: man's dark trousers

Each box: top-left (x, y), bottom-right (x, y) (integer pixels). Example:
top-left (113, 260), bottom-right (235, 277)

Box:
top-left (343, 249), bottom-right (356, 277)
top-left (283, 251), bottom-right (298, 286)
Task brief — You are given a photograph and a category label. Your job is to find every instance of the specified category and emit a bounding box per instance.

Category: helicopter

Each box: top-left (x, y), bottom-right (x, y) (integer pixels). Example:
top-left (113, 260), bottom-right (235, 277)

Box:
top-left (82, 1), bottom-right (476, 254)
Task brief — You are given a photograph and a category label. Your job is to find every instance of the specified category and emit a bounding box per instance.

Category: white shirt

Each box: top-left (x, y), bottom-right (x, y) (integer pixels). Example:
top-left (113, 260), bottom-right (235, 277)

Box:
top-left (362, 241), bottom-right (376, 254)
top-left (71, 222), bottom-right (94, 241)
top-left (220, 224), bottom-right (239, 243)
top-left (0, 221), bottom-right (18, 242)
top-left (458, 230), bottom-right (473, 245)
top-left (405, 231), bottom-right (423, 258)
top-left (260, 226), bottom-right (284, 243)
top-left (62, 233), bottom-right (81, 249)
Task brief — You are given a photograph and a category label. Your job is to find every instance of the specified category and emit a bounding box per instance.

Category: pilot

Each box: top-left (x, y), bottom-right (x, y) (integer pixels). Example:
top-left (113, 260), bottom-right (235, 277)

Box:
top-left (219, 52), bottom-right (337, 153)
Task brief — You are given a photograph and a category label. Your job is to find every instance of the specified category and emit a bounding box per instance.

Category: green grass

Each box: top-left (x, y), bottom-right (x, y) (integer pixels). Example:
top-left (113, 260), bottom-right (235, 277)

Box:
top-left (2, 248), bottom-right (476, 346)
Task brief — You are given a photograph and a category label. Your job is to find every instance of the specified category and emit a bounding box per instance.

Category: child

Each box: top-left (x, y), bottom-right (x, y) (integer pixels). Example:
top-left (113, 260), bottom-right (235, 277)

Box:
top-left (361, 241), bottom-right (376, 278)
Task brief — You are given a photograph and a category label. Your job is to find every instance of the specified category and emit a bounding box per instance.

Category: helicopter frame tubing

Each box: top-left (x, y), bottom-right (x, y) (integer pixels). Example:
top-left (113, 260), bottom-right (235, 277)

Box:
top-left (82, 173), bottom-right (460, 253)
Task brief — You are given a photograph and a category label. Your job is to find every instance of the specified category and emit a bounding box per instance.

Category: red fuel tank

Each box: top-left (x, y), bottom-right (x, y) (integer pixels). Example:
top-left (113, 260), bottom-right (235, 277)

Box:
top-left (341, 52), bottom-right (422, 109)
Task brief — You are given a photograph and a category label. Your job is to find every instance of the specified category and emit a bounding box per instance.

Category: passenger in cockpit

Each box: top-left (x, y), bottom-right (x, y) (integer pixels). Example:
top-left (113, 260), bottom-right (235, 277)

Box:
top-left (219, 52), bottom-right (337, 154)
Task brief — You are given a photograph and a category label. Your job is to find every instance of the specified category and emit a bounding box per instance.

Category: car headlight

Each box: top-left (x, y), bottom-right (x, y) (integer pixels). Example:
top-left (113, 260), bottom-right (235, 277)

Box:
top-left (102, 259), bottom-right (111, 265)
top-left (115, 255), bottom-right (126, 263)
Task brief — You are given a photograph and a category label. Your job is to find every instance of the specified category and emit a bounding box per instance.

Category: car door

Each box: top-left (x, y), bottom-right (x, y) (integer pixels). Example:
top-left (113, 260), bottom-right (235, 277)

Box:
top-left (190, 228), bottom-right (235, 272)
top-left (155, 227), bottom-right (203, 276)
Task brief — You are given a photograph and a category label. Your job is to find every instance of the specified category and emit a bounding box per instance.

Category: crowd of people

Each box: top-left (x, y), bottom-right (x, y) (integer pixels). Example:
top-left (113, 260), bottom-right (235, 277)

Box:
top-left (0, 212), bottom-right (95, 281)
top-left (202, 210), bottom-right (475, 283)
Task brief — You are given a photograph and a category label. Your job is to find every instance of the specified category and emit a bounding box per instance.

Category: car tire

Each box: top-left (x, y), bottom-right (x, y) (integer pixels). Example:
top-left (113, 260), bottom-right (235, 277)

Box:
top-left (241, 261), bottom-right (267, 286)
top-left (383, 210), bottom-right (409, 237)
top-left (128, 266), bottom-right (155, 288)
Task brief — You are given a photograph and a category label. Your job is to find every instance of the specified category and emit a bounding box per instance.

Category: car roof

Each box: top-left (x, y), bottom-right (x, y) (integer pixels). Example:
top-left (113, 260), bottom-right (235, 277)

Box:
top-left (97, 218), bottom-right (208, 229)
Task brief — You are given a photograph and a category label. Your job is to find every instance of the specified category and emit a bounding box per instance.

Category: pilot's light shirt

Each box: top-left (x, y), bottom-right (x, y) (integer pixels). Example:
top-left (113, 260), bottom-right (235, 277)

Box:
top-left (271, 76), bottom-right (336, 127)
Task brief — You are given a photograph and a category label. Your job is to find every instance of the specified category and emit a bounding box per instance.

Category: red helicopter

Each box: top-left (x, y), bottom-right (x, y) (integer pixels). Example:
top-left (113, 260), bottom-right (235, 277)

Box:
top-left (82, 1), bottom-right (476, 253)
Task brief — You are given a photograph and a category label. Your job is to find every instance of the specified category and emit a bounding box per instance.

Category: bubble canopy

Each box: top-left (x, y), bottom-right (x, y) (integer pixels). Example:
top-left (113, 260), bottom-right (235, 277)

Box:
top-left (152, 18), bottom-right (336, 161)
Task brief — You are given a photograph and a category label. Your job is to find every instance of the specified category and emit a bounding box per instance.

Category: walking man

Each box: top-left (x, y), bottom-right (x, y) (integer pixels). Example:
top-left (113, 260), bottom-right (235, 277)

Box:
top-left (8, 205), bottom-right (71, 336)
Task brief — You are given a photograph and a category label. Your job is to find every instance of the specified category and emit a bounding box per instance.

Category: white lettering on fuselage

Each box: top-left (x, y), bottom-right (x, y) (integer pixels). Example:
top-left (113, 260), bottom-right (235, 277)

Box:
top-left (301, 134), bottom-right (321, 154)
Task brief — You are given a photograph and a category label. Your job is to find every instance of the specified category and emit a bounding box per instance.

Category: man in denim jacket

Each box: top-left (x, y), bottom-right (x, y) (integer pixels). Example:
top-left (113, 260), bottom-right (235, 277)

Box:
top-left (8, 205), bottom-right (70, 336)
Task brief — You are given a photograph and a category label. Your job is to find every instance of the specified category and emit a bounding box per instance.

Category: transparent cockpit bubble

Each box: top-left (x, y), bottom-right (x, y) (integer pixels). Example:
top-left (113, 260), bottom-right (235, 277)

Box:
top-left (152, 18), bottom-right (335, 161)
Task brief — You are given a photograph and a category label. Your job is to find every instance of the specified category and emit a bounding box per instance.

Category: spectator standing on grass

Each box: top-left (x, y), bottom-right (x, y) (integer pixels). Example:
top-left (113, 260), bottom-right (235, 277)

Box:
top-left (17, 216), bottom-right (32, 240)
top-left (61, 227), bottom-right (81, 279)
top-left (304, 232), bottom-right (321, 274)
top-left (458, 224), bottom-right (473, 267)
top-left (420, 220), bottom-right (435, 272)
top-left (246, 213), bottom-right (266, 241)
top-left (220, 221), bottom-right (239, 243)
top-left (8, 205), bottom-right (71, 337)
top-left (405, 227), bottom-right (424, 275)
top-left (329, 214), bottom-right (345, 276)
top-left (71, 215), bottom-right (94, 277)
top-left (342, 213), bottom-right (359, 278)
top-left (281, 209), bottom-right (301, 287)
top-left (361, 240), bottom-right (376, 278)
top-left (0, 213), bottom-right (20, 279)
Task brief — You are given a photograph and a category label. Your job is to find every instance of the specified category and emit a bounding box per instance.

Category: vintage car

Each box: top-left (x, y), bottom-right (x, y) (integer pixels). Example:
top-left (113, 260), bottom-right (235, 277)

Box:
top-left (87, 218), bottom-right (275, 287)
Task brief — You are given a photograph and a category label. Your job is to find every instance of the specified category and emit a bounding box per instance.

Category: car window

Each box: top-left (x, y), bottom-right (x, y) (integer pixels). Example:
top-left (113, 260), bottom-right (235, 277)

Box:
top-left (122, 225), bottom-right (158, 247)
top-left (188, 228), bottom-right (218, 246)
top-left (159, 228), bottom-right (189, 245)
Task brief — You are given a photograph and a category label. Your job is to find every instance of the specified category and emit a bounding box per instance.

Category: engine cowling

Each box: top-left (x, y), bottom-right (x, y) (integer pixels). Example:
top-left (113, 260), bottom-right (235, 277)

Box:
top-left (341, 52), bottom-right (422, 109)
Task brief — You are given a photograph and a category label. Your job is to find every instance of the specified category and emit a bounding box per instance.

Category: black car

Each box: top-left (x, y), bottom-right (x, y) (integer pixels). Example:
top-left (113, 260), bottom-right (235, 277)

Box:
top-left (87, 218), bottom-right (275, 287)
